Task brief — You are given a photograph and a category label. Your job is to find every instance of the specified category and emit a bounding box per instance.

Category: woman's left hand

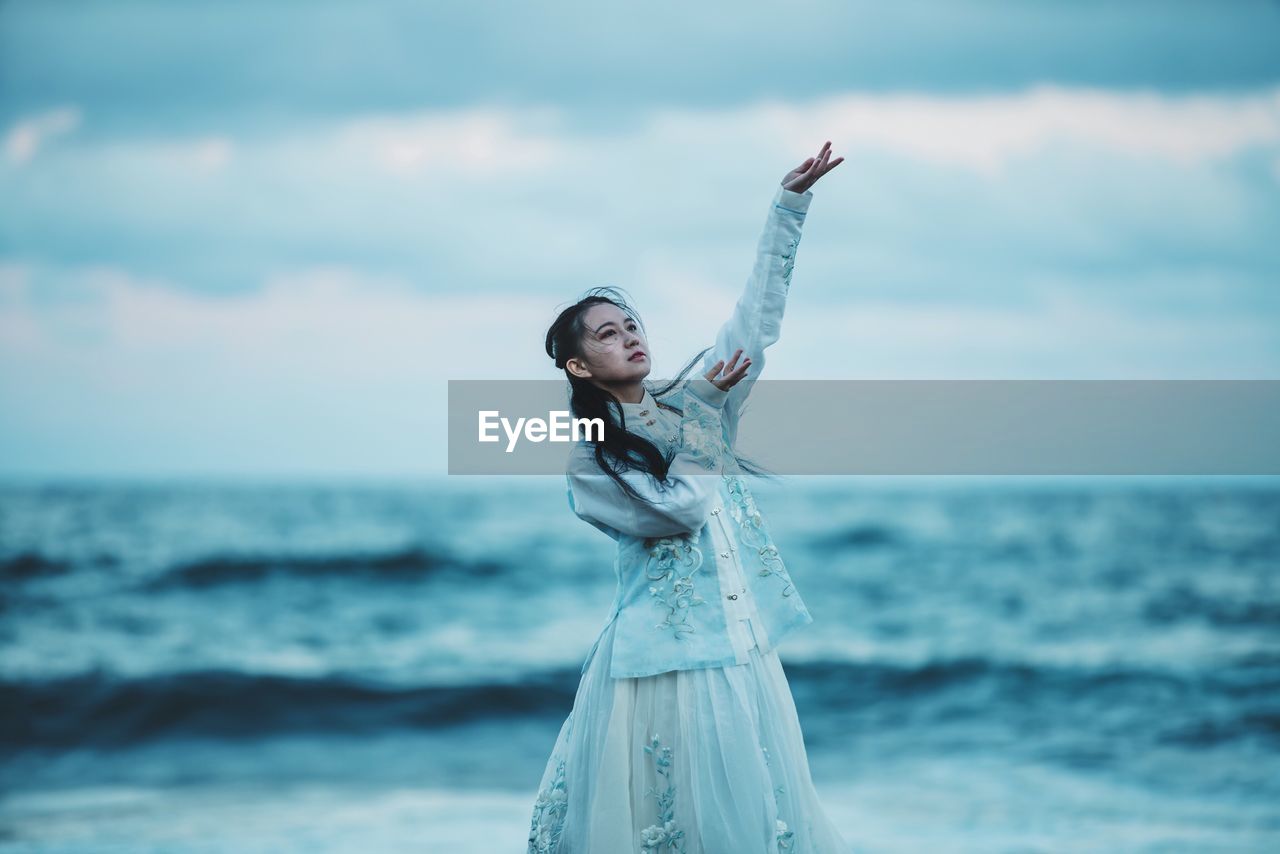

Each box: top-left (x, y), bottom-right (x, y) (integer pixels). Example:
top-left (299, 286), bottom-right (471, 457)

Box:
top-left (705, 348), bottom-right (751, 393)
top-left (781, 140), bottom-right (843, 194)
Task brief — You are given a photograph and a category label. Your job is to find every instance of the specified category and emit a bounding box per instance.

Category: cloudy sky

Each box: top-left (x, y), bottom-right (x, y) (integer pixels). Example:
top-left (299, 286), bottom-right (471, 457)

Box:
top-left (2, 0), bottom-right (1279, 478)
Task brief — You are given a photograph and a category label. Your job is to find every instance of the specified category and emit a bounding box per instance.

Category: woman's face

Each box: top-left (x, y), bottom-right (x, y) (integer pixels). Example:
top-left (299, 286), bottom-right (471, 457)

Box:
top-left (569, 302), bottom-right (651, 383)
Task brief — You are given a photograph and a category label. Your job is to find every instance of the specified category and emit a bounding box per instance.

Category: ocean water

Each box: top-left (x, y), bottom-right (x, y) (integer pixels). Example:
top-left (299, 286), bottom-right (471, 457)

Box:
top-left (1, 477), bottom-right (1278, 852)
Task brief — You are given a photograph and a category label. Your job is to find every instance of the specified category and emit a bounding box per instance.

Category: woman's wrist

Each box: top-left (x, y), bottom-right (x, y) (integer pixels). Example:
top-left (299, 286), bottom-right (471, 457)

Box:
top-left (776, 185), bottom-right (814, 214)
top-left (686, 377), bottom-right (729, 408)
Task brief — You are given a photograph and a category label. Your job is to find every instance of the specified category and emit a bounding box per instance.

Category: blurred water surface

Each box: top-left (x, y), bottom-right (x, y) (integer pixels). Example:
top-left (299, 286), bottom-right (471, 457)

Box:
top-left (2, 477), bottom-right (1278, 851)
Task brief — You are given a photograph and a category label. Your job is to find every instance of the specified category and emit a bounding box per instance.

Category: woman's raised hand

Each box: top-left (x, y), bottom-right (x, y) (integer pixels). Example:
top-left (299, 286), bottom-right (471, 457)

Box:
top-left (781, 140), bottom-right (844, 194)
top-left (705, 348), bottom-right (751, 392)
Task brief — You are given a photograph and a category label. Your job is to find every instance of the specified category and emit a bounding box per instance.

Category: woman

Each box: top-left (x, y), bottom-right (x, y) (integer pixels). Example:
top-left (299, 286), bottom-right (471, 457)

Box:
top-left (531, 141), bottom-right (849, 853)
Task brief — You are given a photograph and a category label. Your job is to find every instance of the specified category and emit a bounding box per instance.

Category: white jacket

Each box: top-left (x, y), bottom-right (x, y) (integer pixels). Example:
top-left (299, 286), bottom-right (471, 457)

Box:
top-left (565, 184), bottom-right (815, 678)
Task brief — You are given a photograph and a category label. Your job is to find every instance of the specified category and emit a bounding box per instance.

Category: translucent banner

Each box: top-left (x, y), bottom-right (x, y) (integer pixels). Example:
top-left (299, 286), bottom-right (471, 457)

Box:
top-left (448, 380), bottom-right (1280, 475)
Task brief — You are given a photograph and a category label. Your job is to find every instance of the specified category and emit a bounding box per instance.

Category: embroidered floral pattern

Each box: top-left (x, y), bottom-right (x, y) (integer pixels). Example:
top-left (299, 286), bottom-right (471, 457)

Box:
top-left (527, 757), bottom-right (568, 854)
top-left (645, 536), bottom-right (705, 639)
top-left (725, 476), bottom-right (797, 596)
top-left (640, 734), bottom-right (687, 852)
top-left (780, 235), bottom-right (800, 292)
top-left (679, 389), bottom-right (726, 471)
top-left (775, 818), bottom-right (795, 851)
top-left (760, 743), bottom-right (795, 851)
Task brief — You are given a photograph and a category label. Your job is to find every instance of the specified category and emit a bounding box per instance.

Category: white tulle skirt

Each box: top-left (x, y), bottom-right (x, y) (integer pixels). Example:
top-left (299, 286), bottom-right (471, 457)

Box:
top-left (527, 617), bottom-right (851, 853)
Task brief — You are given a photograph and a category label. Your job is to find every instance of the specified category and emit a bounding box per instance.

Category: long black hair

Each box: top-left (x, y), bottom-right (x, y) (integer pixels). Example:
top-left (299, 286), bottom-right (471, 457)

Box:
top-left (545, 286), bottom-right (776, 504)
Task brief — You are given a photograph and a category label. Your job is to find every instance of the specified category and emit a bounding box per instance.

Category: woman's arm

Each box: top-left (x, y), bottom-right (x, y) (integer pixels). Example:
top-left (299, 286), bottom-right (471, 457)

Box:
top-left (704, 141), bottom-right (844, 449)
top-left (566, 378), bottom-right (731, 540)
top-left (704, 184), bottom-right (810, 449)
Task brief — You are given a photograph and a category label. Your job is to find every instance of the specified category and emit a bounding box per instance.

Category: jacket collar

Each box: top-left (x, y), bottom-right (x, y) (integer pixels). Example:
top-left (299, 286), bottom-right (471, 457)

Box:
top-left (616, 386), bottom-right (659, 423)
top-left (616, 386), bottom-right (679, 445)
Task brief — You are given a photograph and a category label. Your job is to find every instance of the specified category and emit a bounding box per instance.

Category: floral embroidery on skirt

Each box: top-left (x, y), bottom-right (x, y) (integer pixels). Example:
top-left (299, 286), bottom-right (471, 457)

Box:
top-left (527, 757), bottom-right (568, 853)
top-left (524, 615), bottom-right (849, 852)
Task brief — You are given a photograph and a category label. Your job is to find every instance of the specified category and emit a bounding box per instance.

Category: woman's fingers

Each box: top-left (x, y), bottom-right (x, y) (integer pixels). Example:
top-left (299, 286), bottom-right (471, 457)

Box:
top-left (715, 354), bottom-right (752, 389)
top-left (704, 349), bottom-right (752, 390)
top-left (726, 349), bottom-right (748, 378)
top-left (809, 141), bottom-right (829, 173)
top-left (815, 140), bottom-right (843, 176)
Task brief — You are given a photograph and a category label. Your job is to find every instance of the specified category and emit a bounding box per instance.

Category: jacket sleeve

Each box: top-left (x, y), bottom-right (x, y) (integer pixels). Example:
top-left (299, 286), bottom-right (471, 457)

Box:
top-left (566, 378), bottom-right (729, 539)
top-left (703, 184), bottom-right (812, 449)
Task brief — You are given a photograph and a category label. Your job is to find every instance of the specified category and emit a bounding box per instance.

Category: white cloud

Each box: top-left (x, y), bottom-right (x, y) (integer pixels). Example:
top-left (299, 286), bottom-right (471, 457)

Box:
top-left (781, 84), bottom-right (1280, 176)
top-left (187, 137), bottom-right (235, 172)
top-left (1, 258), bottom-right (1276, 477)
top-left (4, 106), bottom-right (81, 164)
top-left (0, 262), bottom-right (556, 385)
top-left (7, 84), bottom-right (1278, 294)
top-left (766, 289), bottom-right (1280, 380)
top-left (4, 84), bottom-right (1280, 475)
top-left (348, 108), bottom-right (561, 178)
top-left (0, 262), bottom-right (567, 475)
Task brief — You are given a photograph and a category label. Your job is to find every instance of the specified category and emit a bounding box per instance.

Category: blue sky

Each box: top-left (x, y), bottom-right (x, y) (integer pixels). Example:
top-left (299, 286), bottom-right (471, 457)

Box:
top-left (2, 0), bottom-right (1279, 478)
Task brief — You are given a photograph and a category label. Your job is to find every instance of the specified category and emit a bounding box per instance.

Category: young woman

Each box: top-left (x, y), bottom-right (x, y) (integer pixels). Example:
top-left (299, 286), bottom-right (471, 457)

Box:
top-left (531, 142), bottom-right (849, 853)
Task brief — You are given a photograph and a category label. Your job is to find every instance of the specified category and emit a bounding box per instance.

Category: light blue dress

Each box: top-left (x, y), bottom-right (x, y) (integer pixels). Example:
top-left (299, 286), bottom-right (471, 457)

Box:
top-left (528, 186), bottom-right (851, 853)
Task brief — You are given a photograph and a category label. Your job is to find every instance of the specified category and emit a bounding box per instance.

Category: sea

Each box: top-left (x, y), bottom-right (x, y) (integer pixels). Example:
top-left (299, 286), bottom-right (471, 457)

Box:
top-left (1, 476), bottom-right (1277, 852)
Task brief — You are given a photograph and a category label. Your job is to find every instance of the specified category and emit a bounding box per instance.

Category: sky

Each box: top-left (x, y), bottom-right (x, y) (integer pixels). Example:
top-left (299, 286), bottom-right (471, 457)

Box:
top-left (2, 0), bottom-right (1279, 479)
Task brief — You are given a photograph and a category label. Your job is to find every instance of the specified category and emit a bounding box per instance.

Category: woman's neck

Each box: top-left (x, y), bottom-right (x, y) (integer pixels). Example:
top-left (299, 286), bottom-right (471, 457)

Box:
top-left (596, 380), bottom-right (645, 405)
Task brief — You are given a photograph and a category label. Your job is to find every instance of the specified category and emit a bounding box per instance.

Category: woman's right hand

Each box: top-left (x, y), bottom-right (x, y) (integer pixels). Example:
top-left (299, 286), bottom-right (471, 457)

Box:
top-left (781, 140), bottom-right (843, 194)
top-left (705, 348), bottom-right (751, 392)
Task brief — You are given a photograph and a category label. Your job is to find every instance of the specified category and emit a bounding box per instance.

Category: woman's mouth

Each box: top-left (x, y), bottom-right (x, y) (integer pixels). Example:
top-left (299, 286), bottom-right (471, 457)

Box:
top-left (629, 352), bottom-right (646, 361)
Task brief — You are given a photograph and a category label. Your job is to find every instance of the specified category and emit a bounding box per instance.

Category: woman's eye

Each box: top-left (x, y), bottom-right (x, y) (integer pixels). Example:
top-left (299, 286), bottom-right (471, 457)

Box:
top-left (601, 323), bottom-right (635, 339)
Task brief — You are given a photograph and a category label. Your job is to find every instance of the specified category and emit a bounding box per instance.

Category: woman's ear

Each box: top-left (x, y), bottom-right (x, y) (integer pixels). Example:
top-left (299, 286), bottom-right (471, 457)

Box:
top-left (566, 357), bottom-right (592, 380)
